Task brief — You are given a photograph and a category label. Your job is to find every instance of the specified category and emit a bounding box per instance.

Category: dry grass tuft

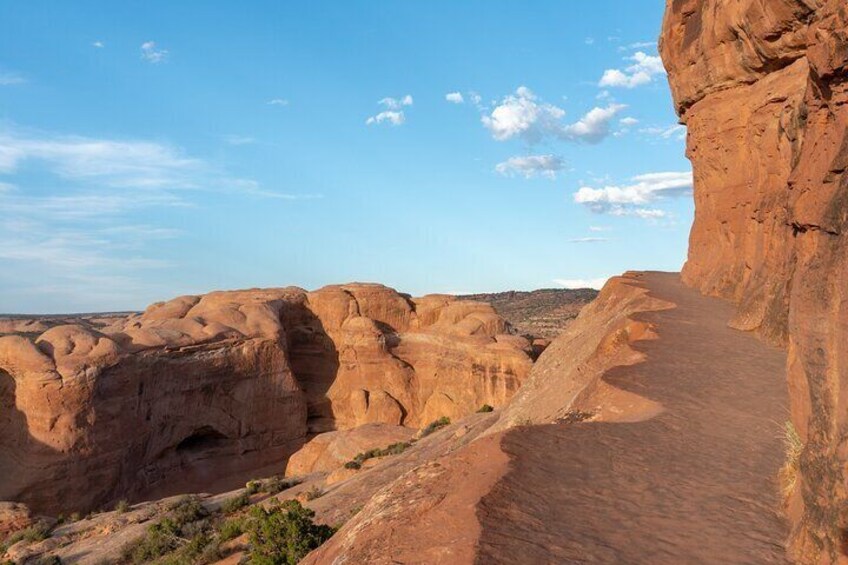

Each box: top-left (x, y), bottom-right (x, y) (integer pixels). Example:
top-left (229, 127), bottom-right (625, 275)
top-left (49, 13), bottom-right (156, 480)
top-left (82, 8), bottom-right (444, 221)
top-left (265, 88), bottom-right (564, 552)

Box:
top-left (779, 420), bottom-right (803, 503)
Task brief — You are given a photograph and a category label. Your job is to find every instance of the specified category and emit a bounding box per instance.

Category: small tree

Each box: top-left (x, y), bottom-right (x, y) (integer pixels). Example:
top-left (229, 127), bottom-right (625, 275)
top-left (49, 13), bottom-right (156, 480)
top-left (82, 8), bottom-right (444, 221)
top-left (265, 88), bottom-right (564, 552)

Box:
top-left (247, 500), bottom-right (335, 565)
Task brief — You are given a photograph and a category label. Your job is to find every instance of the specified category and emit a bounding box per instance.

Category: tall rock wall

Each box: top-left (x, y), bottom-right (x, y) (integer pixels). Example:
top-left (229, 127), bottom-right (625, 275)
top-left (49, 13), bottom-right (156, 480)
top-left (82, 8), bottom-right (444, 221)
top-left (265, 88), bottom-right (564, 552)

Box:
top-left (0, 284), bottom-right (532, 515)
top-left (661, 0), bottom-right (848, 560)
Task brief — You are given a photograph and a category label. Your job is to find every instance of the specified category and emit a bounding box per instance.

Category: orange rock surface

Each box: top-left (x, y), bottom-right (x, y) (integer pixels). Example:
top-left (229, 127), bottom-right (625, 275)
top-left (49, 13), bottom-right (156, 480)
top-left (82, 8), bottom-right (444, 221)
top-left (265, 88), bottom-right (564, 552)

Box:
top-left (0, 284), bottom-right (531, 515)
top-left (662, 0), bottom-right (848, 559)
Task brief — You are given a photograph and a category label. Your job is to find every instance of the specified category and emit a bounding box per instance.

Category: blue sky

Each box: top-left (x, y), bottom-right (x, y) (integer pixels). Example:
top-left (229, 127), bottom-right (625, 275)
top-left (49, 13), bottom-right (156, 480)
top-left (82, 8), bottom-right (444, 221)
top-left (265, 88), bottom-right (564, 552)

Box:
top-left (0, 1), bottom-right (692, 314)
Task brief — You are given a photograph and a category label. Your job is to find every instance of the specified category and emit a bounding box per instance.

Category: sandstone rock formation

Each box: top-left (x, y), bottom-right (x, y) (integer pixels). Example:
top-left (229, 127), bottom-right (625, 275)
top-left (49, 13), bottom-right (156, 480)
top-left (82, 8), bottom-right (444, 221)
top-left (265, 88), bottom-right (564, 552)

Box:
top-left (661, 1), bottom-right (848, 560)
top-left (0, 284), bottom-right (532, 515)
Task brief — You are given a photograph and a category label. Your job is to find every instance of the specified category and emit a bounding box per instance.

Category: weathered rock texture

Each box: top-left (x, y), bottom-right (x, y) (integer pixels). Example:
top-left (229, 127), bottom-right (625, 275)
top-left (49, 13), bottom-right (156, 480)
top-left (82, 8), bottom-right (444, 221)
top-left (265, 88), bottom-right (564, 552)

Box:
top-left (0, 284), bottom-right (531, 515)
top-left (661, 1), bottom-right (848, 560)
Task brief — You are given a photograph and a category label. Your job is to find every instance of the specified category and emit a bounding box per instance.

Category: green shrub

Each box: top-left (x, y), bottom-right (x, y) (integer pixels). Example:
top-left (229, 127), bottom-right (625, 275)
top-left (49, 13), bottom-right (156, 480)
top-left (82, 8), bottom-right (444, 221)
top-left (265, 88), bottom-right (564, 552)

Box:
top-left (122, 496), bottom-right (211, 564)
top-left (68, 513), bottom-right (81, 523)
top-left (477, 404), bottom-right (494, 413)
top-left (218, 517), bottom-right (246, 542)
top-left (115, 499), bottom-right (131, 514)
top-left (170, 496), bottom-right (209, 526)
top-left (6, 521), bottom-right (51, 546)
top-left (222, 493), bottom-right (250, 514)
top-left (345, 441), bottom-right (413, 469)
top-left (262, 476), bottom-right (301, 495)
top-left (246, 480), bottom-right (262, 495)
top-left (246, 500), bottom-right (335, 565)
top-left (420, 417), bottom-right (451, 437)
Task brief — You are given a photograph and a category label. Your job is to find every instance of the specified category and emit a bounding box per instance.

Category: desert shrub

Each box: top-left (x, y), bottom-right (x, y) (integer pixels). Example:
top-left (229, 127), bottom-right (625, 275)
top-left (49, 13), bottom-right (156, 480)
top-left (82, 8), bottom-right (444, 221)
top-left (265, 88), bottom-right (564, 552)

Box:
top-left (170, 496), bottom-right (209, 526)
top-left (218, 517), bottom-right (246, 542)
top-left (115, 499), bottom-right (131, 514)
top-left (246, 500), bottom-right (335, 565)
top-left (68, 513), bottom-right (81, 523)
top-left (420, 417), bottom-right (451, 437)
top-left (6, 521), bottom-right (51, 546)
top-left (159, 532), bottom-right (220, 565)
top-left (123, 496), bottom-right (211, 564)
top-left (222, 493), bottom-right (250, 514)
top-left (33, 556), bottom-right (61, 565)
top-left (246, 480), bottom-right (262, 495)
top-left (779, 420), bottom-right (804, 502)
top-left (304, 486), bottom-right (324, 501)
top-left (262, 476), bottom-right (301, 495)
top-left (345, 441), bottom-right (413, 469)
top-left (477, 404), bottom-right (494, 413)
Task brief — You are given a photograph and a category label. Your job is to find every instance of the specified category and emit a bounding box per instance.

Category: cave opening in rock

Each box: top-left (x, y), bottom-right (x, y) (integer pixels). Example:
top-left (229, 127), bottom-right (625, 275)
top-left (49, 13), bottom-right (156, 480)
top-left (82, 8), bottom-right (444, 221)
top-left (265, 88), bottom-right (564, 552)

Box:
top-left (176, 426), bottom-right (228, 453)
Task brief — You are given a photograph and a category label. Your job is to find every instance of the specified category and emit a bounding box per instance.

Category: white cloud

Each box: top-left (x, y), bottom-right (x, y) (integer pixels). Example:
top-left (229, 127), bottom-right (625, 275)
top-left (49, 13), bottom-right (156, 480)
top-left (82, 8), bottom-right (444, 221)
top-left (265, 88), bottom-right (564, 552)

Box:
top-left (585, 37), bottom-right (595, 45)
top-left (554, 277), bottom-right (610, 290)
top-left (563, 104), bottom-right (626, 144)
top-left (568, 237), bottom-right (610, 243)
top-left (0, 72), bottom-right (26, 86)
top-left (574, 171), bottom-right (693, 218)
top-left (377, 95), bottom-right (413, 110)
top-left (446, 92), bottom-right (464, 104)
top-left (366, 111), bottom-right (405, 126)
top-left (92, 41), bottom-right (105, 48)
top-left (589, 225), bottom-right (611, 232)
top-left (367, 95), bottom-right (413, 126)
top-left (620, 117), bottom-right (639, 126)
top-left (267, 98), bottom-right (289, 106)
top-left (482, 87), bottom-right (624, 145)
top-left (482, 86), bottom-right (566, 143)
top-left (140, 41), bottom-right (168, 64)
top-left (495, 155), bottom-right (564, 179)
top-left (599, 51), bottom-right (665, 88)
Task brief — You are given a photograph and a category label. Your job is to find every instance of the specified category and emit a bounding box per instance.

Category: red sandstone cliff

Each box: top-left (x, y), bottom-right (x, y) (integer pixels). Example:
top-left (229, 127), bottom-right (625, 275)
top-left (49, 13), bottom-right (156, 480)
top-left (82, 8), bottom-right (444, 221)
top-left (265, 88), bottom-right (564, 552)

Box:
top-left (0, 284), bottom-right (532, 515)
top-left (661, 1), bottom-right (848, 560)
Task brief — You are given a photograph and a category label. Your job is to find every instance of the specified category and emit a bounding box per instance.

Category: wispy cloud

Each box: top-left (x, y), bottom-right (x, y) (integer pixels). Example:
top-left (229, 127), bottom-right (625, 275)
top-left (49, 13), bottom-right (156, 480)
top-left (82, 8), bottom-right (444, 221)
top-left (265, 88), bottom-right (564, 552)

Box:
top-left (140, 41), bottom-right (168, 64)
top-left (367, 94), bottom-right (413, 126)
top-left (92, 40), bottom-right (105, 48)
top-left (0, 125), bottom-right (320, 311)
top-left (0, 71), bottom-right (26, 86)
top-left (568, 237), bottom-right (610, 243)
top-left (640, 124), bottom-right (687, 141)
top-left (224, 135), bottom-right (256, 146)
top-left (267, 98), bottom-right (289, 106)
top-left (573, 171), bottom-right (693, 219)
top-left (599, 51), bottom-right (665, 89)
top-left (495, 155), bottom-right (564, 179)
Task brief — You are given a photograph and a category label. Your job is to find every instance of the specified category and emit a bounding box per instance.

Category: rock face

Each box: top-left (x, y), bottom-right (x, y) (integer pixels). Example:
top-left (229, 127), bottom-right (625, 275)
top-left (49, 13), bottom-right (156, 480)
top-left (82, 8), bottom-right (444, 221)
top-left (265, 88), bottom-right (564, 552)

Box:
top-left (0, 284), bottom-right (531, 515)
top-left (661, 1), bottom-right (848, 560)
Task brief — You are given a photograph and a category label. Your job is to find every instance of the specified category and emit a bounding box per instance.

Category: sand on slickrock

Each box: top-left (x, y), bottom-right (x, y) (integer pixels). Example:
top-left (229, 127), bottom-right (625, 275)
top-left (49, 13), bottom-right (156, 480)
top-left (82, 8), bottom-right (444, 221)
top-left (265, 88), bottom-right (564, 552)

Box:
top-left (476, 272), bottom-right (789, 564)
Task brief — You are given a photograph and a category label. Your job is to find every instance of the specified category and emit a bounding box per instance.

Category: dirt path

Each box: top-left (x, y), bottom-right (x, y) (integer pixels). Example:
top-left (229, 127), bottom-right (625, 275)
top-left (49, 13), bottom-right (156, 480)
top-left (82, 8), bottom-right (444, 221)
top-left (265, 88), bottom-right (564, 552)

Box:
top-left (475, 272), bottom-right (789, 564)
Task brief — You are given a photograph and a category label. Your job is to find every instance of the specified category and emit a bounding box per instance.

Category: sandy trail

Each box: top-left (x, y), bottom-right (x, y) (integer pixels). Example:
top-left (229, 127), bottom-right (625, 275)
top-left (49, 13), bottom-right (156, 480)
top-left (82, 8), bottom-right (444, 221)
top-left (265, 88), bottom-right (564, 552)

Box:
top-left (475, 272), bottom-right (789, 564)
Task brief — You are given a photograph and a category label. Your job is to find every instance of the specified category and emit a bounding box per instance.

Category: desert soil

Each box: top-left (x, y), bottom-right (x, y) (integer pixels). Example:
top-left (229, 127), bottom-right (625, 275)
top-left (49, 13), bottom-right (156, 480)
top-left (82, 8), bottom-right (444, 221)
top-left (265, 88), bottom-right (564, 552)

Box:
top-left (476, 272), bottom-right (789, 564)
